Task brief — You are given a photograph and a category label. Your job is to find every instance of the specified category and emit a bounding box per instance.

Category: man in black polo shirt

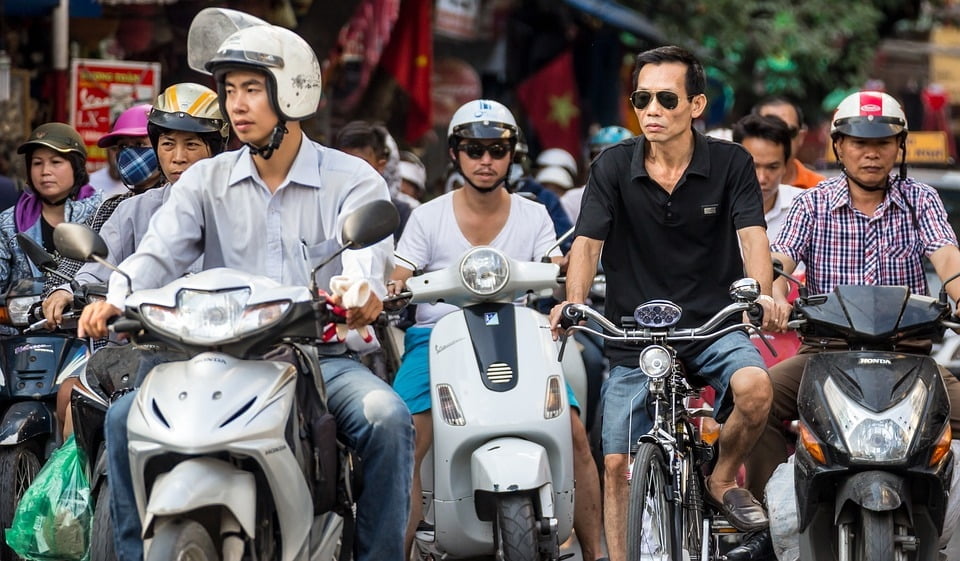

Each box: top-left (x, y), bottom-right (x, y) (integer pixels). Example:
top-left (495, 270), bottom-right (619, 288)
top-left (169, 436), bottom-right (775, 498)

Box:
top-left (550, 45), bottom-right (779, 561)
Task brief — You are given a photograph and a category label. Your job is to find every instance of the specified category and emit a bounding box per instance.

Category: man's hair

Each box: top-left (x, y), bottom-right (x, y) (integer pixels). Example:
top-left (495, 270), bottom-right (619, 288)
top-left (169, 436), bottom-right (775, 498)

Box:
top-left (752, 95), bottom-right (805, 129)
top-left (731, 114), bottom-right (793, 163)
top-left (631, 46), bottom-right (705, 98)
top-left (333, 121), bottom-right (389, 160)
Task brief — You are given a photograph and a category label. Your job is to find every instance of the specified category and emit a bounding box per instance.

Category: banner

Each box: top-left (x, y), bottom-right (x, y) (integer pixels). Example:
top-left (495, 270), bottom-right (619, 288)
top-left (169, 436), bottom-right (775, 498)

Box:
top-left (69, 59), bottom-right (161, 172)
top-left (380, 0), bottom-right (433, 143)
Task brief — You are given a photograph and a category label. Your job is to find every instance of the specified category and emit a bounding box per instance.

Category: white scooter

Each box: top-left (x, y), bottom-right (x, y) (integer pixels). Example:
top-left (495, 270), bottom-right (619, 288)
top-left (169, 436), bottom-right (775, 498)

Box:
top-left (402, 246), bottom-right (577, 561)
top-left (54, 200), bottom-right (398, 561)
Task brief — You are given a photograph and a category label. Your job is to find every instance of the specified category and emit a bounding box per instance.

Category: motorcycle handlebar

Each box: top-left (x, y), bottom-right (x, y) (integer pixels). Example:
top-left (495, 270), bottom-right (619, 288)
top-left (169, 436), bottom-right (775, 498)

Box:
top-left (560, 301), bottom-right (762, 343)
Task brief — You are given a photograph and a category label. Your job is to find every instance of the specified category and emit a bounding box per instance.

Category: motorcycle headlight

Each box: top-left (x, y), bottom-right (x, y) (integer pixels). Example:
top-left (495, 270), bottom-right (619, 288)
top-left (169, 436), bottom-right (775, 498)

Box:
top-left (824, 376), bottom-right (926, 462)
top-left (459, 247), bottom-right (509, 296)
top-left (140, 288), bottom-right (291, 344)
top-left (639, 345), bottom-right (672, 379)
top-left (3, 295), bottom-right (40, 326)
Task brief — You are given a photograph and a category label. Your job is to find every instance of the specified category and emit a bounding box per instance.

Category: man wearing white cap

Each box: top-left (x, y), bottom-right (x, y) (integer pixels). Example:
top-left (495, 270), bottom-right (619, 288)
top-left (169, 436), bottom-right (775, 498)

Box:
top-left (398, 154), bottom-right (426, 206)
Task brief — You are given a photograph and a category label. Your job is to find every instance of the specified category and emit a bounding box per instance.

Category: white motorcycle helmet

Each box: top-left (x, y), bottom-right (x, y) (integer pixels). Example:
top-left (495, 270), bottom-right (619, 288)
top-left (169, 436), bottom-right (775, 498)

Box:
top-left (830, 91), bottom-right (907, 140)
top-left (535, 148), bottom-right (578, 181)
top-left (447, 99), bottom-right (519, 150)
top-left (203, 25), bottom-right (322, 122)
top-left (831, 90), bottom-right (909, 183)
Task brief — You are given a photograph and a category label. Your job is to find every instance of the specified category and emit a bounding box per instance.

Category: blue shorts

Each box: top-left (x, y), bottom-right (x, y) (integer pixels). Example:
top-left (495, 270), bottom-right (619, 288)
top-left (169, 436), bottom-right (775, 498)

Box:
top-left (600, 330), bottom-right (766, 455)
top-left (392, 326), bottom-right (580, 414)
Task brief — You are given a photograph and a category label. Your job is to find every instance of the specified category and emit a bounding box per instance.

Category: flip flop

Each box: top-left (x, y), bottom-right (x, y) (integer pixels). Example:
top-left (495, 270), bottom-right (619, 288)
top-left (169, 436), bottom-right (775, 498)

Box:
top-left (704, 479), bottom-right (768, 532)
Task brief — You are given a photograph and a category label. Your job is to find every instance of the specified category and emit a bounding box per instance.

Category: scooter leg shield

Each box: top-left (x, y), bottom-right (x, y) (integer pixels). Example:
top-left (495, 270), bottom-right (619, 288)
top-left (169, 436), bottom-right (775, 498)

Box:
top-left (834, 470), bottom-right (905, 518)
top-left (0, 401), bottom-right (54, 446)
top-left (142, 457), bottom-right (256, 538)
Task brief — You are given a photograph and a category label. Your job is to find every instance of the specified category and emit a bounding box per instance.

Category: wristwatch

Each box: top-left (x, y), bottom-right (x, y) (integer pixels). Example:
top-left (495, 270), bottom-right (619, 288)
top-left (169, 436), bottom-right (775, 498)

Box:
top-left (757, 294), bottom-right (775, 305)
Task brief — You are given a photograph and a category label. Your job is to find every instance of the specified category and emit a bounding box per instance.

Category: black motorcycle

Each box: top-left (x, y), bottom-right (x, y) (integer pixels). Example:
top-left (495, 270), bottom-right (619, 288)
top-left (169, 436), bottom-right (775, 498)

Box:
top-left (0, 237), bottom-right (89, 561)
top-left (783, 272), bottom-right (958, 561)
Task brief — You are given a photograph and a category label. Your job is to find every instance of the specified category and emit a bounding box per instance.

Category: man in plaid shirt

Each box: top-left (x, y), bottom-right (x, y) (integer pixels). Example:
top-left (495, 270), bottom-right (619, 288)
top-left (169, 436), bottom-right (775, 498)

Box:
top-left (742, 91), bottom-right (960, 544)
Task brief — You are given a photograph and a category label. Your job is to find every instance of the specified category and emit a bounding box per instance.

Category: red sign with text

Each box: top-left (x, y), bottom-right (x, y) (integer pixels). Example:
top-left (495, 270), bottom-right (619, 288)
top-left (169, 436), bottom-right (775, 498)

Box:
top-left (69, 59), bottom-right (161, 172)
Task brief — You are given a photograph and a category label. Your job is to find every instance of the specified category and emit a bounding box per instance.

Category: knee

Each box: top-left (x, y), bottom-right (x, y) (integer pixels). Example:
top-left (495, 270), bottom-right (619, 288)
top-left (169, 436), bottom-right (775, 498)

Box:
top-left (362, 389), bottom-right (413, 429)
top-left (603, 454), bottom-right (627, 479)
top-left (732, 367), bottom-right (773, 418)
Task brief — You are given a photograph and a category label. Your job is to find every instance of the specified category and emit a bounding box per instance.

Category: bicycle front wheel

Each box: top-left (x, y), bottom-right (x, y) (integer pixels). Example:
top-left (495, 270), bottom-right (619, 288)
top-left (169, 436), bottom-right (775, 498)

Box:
top-left (626, 443), bottom-right (675, 561)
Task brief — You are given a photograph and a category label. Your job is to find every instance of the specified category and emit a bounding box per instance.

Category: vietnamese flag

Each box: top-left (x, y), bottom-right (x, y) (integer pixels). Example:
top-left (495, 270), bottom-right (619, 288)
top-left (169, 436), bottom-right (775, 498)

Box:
top-left (516, 51), bottom-right (583, 158)
top-left (380, 0), bottom-right (433, 143)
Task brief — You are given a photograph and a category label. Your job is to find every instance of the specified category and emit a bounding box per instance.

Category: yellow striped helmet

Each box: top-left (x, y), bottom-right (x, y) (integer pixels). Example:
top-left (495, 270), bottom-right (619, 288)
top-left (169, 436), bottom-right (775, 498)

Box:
top-left (148, 82), bottom-right (229, 153)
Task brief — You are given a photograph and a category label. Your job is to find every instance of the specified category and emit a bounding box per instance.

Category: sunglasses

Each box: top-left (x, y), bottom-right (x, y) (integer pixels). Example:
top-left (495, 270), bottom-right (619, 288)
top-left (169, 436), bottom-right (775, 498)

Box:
top-left (457, 142), bottom-right (512, 160)
top-left (629, 90), bottom-right (696, 111)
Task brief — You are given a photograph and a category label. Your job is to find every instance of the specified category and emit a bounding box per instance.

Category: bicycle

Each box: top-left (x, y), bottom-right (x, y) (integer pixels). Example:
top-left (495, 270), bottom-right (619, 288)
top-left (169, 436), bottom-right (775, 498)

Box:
top-left (559, 278), bottom-right (772, 561)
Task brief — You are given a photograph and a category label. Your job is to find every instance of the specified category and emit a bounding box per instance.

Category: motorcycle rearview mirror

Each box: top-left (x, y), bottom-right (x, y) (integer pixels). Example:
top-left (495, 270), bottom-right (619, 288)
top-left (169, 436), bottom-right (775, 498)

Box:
top-left (15, 233), bottom-right (72, 283)
top-left (541, 226), bottom-right (575, 263)
top-left (308, 200), bottom-right (400, 293)
top-left (53, 223), bottom-right (134, 296)
top-left (939, 271), bottom-right (960, 306)
top-left (773, 258), bottom-right (808, 301)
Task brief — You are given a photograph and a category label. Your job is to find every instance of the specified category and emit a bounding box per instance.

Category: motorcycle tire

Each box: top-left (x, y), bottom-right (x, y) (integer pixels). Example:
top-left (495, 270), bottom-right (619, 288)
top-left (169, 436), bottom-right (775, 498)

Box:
top-left (854, 510), bottom-right (894, 561)
top-left (145, 518), bottom-right (217, 561)
top-left (626, 443), bottom-right (675, 561)
top-left (90, 482), bottom-right (118, 561)
top-left (493, 494), bottom-right (538, 561)
top-left (0, 444), bottom-right (42, 561)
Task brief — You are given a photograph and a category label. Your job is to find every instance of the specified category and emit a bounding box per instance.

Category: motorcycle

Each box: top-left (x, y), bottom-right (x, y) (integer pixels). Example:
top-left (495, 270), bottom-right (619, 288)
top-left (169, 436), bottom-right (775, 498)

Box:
top-left (400, 246), bottom-right (576, 561)
top-left (0, 236), bottom-right (88, 561)
top-left (779, 267), bottom-right (959, 561)
top-left (53, 199), bottom-right (398, 561)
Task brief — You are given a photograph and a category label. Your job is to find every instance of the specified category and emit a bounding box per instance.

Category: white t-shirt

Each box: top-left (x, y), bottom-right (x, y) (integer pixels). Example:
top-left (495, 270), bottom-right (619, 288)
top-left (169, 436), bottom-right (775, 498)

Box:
top-left (561, 185), bottom-right (585, 224)
top-left (397, 191), bottom-right (560, 327)
top-left (765, 184), bottom-right (805, 242)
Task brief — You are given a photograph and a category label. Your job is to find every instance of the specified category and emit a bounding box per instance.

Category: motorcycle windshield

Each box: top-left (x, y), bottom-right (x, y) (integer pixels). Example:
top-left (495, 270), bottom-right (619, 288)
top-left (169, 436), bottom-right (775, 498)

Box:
top-left (800, 285), bottom-right (944, 340)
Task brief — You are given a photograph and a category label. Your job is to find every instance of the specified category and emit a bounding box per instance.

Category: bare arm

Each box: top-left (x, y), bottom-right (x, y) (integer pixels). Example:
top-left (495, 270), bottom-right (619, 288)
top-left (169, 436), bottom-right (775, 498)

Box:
top-left (738, 225), bottom-right (781, 332)
top-left (929, 245), bottom-right (960, 306)
top-left (548, 236), bottom-right (602, 339)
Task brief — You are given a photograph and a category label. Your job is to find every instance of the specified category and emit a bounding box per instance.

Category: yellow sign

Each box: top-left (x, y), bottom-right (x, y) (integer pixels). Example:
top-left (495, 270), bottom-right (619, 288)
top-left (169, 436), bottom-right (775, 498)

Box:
top-left (823, 131), bottom-right (952, 165)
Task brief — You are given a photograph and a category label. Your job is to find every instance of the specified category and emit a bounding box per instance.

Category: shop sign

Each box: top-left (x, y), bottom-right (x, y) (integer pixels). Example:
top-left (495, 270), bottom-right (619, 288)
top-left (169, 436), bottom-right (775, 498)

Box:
top-left (69, 58), bottom-right (161, 172)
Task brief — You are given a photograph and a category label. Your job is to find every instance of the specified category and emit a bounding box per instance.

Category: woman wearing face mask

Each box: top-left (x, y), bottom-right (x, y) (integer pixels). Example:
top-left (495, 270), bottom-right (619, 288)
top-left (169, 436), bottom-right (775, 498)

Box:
top-left (0, 123), bottom-right (102, 291)
top-left (42, 83), bottom-right (229, 439)
top-left (97, 104), bottom-right (164, 194)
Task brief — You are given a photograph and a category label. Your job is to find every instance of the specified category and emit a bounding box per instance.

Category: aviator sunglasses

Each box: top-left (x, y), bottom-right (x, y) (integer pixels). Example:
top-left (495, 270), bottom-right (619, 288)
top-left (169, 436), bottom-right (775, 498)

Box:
top-left (457, 142), bottom-right (512, 160)
top-left (629, 90), bottom-right (696, 111)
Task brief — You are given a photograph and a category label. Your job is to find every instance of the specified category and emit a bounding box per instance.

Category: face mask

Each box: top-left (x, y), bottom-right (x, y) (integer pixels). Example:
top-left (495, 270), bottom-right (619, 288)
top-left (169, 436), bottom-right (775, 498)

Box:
top-left (117, 146), bottom-right (158, 187)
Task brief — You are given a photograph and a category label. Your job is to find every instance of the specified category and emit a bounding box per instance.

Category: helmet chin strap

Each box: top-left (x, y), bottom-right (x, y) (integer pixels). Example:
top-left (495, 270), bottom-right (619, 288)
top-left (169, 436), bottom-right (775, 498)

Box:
top-left (246, 121), bottom-right (288, 160)
top-left (452, 157), bottom-right (511, 194)
top-left (834, 135), bottom-right (908, 193)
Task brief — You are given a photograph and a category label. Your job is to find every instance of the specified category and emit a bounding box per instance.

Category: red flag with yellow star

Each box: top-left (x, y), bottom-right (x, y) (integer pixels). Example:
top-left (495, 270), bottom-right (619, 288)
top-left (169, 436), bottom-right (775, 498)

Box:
top-left (516, 50), bottom-right (583, 158)
top-left (380, 0), bottom-right (433, 143)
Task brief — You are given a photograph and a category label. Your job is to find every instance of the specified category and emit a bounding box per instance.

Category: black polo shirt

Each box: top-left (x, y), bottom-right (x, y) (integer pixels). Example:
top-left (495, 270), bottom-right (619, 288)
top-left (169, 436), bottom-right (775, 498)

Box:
top-left (576, 130), bottom-right (765, 368)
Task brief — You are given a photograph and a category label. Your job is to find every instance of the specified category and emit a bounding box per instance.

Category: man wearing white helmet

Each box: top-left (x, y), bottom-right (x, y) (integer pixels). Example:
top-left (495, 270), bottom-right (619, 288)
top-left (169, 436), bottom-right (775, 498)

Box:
top-left (740, 90), bottom-right (960, 559)
top-left (388, 99), bottom-right (606, 561)
top-left (80, 12), bottom-right (413, 561)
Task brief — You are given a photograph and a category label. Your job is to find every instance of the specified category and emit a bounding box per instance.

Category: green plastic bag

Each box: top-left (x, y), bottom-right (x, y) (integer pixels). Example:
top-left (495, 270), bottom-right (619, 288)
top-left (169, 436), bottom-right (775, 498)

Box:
top-left (4, 435), bottom-right (92, 561)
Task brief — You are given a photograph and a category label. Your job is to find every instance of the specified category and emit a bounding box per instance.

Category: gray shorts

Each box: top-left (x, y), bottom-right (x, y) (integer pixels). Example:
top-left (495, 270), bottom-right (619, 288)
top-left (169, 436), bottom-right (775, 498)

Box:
top-left (600, 330), bottom-right (766, 455)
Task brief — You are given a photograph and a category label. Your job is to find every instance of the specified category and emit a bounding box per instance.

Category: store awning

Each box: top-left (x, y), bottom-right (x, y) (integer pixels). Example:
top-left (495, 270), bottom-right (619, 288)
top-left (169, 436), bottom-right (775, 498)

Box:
top-left (3, 0), bottom-right (101, 17)
top-left (563, 0), bottom-right (665, 44)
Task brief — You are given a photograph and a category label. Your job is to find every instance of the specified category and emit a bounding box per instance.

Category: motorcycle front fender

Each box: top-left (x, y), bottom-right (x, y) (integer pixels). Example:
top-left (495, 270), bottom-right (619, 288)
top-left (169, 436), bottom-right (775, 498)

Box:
top-left (0, 401), bottom-right (54, 446)
top-left (835, 470), bottom-right (905, 519)
top-left (471, 437), bottom-right (552, 493)
top-left (143, 457), bottom-right (256, 539)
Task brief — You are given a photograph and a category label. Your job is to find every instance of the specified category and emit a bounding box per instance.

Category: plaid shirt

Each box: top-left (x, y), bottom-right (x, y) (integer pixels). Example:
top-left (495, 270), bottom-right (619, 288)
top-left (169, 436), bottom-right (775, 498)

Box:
top-left (771, 173), bottom-right (958, 296)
